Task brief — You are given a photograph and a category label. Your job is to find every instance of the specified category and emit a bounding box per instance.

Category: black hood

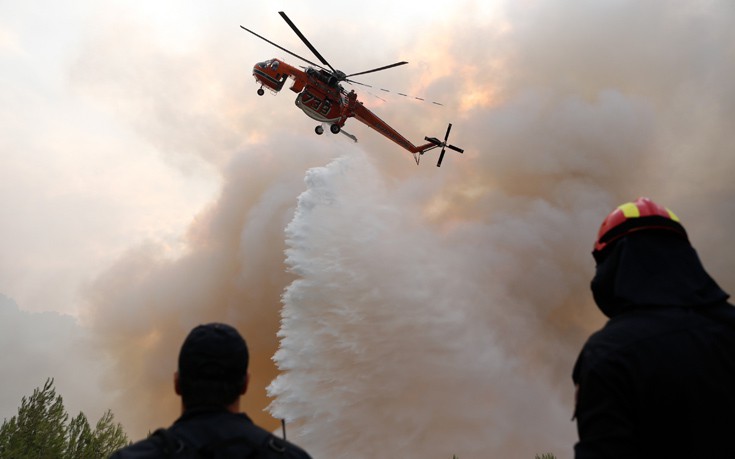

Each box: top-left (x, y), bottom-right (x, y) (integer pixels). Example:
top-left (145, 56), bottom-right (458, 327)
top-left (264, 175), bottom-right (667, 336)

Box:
top-left (591, 231), bottom-right (729, 318)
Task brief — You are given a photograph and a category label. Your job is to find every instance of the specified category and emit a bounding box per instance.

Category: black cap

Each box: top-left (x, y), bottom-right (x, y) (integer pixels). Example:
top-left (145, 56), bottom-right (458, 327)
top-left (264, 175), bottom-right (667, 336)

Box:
top-left (178, 323), bottom-right (249, 383)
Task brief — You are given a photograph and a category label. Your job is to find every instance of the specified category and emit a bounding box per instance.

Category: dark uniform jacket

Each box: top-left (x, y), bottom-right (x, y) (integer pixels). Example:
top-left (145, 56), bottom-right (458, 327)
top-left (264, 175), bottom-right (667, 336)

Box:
top-left (573, 232), bottom-right (735, 458)
top-left (109, 407), bottom-right (312, 458)
top-left (573, 303), bottom-right (735, 458)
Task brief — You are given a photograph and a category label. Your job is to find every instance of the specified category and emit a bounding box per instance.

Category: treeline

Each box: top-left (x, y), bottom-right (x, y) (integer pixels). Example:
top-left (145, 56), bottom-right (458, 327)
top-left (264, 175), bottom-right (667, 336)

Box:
top-left (0, 378), bottom-right (128, 458)
top-left (1, 378), bottom-right (559, 458)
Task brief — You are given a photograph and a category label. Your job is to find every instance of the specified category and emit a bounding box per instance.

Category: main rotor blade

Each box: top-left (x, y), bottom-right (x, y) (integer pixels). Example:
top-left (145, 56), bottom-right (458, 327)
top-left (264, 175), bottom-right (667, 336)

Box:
top-left (240, 25), bottom-right (324, 70)
top-left (346, 61), bottom-right (409, 78)
top-left (278, 11), bottom-right (336, 73)
top-left (344, 79), bottom-right (373, 88)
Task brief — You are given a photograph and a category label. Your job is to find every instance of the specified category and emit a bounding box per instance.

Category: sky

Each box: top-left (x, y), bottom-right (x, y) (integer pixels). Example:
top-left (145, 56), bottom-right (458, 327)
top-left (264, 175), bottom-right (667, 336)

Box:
top-left (1, 0), bottom-right (735, 457)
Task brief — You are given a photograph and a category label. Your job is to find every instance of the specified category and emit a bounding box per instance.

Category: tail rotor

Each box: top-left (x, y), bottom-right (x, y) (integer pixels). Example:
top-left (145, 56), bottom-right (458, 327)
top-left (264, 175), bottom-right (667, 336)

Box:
top-left (424, 123), bottom-right (464, 167)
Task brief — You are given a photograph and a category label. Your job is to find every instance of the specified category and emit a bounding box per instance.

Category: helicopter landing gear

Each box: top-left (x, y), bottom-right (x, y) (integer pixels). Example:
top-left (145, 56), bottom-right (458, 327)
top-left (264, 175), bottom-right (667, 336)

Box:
top-left (257, 87), bottom-right (265, 96)
top-left (315, 124), bottom-right (343, 135)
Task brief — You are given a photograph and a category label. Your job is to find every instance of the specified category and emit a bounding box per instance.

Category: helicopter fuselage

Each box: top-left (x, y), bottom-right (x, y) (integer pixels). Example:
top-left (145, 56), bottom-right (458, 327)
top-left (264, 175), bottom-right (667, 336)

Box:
top-left (253, 58), bottom-right (348, 125)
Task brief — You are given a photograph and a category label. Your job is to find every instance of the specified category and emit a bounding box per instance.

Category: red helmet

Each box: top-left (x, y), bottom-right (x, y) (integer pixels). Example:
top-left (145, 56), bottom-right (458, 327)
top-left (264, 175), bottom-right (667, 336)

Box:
top-left (593, 197), bottom-right (688, 254)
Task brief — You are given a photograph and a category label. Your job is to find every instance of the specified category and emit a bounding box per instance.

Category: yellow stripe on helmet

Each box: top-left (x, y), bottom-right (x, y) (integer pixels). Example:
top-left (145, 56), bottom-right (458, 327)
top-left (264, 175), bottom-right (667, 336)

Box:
top-left (618, 202), bottom-right (640, 218)
top-left (667, 209), bottom-right (681, 222)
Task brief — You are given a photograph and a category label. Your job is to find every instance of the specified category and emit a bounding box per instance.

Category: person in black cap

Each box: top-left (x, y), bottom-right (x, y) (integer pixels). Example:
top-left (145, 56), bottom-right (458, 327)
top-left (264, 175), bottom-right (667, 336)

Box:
top-left (110, 323), bottom-right (312, 458)
top-left (572, 197), bottom-right (735, 458)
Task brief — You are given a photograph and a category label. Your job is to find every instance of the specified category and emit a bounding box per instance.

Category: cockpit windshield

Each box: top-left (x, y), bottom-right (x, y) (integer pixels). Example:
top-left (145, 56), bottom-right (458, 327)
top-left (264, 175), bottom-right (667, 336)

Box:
top-left (257, 59), bottom-right (280, 70)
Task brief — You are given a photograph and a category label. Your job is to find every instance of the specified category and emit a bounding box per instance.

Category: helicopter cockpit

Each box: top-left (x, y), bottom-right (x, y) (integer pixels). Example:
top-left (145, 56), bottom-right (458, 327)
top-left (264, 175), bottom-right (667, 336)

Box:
top-left (253, 59), bottom-right (288, 94)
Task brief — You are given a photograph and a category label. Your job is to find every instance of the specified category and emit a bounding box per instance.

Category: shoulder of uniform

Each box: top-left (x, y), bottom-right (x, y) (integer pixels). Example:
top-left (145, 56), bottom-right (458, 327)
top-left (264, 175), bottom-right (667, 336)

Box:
top-left (280, 438), bottom-right (314, 458)
top-left (252, 430), bottom-right (312, 458)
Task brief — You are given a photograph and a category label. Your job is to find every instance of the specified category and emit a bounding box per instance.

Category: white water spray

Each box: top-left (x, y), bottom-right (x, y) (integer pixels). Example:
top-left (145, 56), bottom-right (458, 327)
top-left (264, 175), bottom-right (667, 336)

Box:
top-left (269, 151), bottom-right (578, 458)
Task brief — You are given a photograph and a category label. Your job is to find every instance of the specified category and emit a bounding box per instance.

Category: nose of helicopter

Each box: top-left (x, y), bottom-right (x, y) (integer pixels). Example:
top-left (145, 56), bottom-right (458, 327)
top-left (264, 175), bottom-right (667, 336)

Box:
top-left (252, 59), bottom-right (285, 93)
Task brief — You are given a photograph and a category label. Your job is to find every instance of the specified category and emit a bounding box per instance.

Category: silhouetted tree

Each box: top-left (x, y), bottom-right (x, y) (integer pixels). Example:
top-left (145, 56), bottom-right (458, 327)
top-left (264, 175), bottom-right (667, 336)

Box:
top-left (66, 411), bottom-right (94, 458)
top-left (88, 409), bottom-right (128, 457)
top-left (0, 378), bottom-right (128, 458)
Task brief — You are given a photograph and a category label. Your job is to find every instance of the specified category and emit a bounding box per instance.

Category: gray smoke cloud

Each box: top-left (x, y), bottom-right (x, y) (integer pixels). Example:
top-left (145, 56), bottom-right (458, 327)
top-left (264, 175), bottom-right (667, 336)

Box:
top-left (65, 1), bottom-right (735, 457)
top-left (0, 295), bottom-right (112, 425)
top-left (81, 136), bottom-right (339, 436)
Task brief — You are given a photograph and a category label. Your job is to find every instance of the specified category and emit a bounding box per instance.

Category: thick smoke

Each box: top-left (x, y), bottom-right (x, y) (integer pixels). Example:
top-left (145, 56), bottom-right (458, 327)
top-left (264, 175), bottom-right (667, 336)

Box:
top-left (82, 137), bottom-right (338, 437)
top-left (0, 295), bottom-right (112, 425)
top-left (75, 1), bottom-right (735, 457)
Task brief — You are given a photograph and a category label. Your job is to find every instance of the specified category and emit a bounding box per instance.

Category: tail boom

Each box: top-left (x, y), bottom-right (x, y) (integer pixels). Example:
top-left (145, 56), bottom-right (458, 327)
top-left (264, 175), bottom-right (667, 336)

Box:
top-left (353, 103), bottom-right (435, 155)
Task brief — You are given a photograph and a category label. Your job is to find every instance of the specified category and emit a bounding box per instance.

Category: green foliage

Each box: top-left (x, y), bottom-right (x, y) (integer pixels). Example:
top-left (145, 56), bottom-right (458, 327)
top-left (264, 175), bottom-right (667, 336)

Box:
top-left (66, 412), bottom-right (94, 458)
top-left (0, 378), bottom-right (128, 458)
top-left (89, 409), bottom-right (129, 456)
top-left (0, 378), bottom-right (68, 458)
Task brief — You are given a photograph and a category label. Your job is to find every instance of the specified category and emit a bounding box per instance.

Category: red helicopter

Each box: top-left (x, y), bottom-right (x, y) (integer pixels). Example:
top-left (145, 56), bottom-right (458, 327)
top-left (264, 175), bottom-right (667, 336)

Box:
top-left (240, 12), bottom-right (464, 167)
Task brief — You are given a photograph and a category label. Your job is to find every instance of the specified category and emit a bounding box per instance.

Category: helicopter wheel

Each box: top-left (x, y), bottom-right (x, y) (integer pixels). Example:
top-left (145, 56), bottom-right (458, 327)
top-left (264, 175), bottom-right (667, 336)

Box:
top-left (257, 88), bottom-right (265, 96)
top-left (330, 124), bottom-right (341, 134)
top-left (315, 125), bottom-right (324, 135)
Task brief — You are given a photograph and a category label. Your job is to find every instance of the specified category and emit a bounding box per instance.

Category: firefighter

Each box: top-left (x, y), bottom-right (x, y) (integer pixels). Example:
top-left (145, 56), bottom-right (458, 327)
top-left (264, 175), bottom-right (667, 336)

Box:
top-left (110, 323), bottom-right (312, 458)
top-left (573, 197), bottom-right (735, 458)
